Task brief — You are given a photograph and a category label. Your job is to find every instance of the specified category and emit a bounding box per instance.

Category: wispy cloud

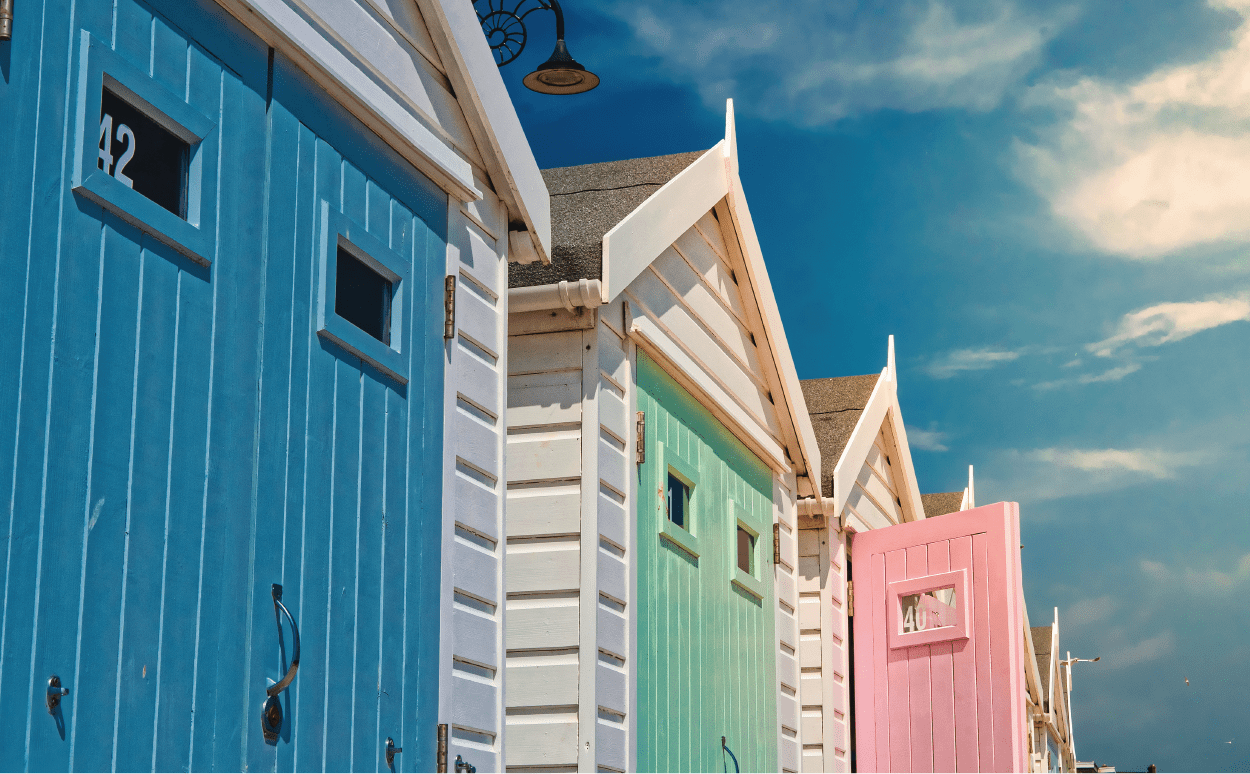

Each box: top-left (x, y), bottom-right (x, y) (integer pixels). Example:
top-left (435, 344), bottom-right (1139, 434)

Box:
top-left (924, 347), bottom-right (1021, 378)
top-left (1102, 630), bottom-right (1177, 670)
top-left (604, 0), bottom-right (1071, 125)
top-left (1141, 553), bottom-right (1250, 599)
top-left (1018, 0), bottom-right (1250, 257)
top-left (906, 425), bottom-right (949, 452)
top-left (1063, 595), bottom-right (1117, 631)
top-left (1088, 292), bottom-right (1250, 357)
top-left (1031, 447), bottom-right (1205, 479)
top-left (978, 444), bottom-right (1212, 504)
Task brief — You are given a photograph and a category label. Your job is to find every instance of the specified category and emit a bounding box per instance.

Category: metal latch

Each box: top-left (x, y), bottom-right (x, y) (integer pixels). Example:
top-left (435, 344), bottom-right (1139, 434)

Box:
top-left (385, 737), bottom-right (402, 769)
top-left (444, 275), bottom-right (456, 340)
top-left (772, 523), bottom-right (781, 566)
top-left (636, 412), bottom-right (645, 464)
top-left (847, 580), bottom-right (854, 617)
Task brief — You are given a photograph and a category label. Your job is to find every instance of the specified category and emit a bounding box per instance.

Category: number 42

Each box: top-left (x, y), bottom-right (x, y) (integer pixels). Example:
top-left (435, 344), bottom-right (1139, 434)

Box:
top-left (99, 113), bottom-right (135, 188)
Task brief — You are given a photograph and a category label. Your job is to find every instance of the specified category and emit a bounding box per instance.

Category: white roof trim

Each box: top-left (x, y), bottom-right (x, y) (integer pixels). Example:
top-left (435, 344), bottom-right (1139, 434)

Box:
top-left (416, 0), bottom-right (551, 261)
top-left (629, 305), bottom-right (791, 473)
top-left (829, 339), bottom-right (924, 524)
top-left (216, 0), bottom-right (480, 202)
top-left (601, 142), bottom-right (730, 301)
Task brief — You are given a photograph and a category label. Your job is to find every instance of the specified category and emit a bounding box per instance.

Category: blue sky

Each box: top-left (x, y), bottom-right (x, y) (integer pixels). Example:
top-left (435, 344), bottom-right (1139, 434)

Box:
top-left (494, 1), bottom-right (1250, 770)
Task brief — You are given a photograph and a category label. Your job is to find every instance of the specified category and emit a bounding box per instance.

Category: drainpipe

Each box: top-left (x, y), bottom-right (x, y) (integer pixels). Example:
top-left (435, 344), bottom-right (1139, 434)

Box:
top-left (509, 278), bottom-right (604, 313)
top-left (795, 497), bottom-right (848, 532)
top-left (1, 0), bottom-right (13, 41)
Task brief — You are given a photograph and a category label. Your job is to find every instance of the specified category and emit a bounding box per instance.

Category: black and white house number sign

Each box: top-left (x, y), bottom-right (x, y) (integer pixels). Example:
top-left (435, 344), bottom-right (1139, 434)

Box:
top-left (98, 88), bottom-right (190, 218)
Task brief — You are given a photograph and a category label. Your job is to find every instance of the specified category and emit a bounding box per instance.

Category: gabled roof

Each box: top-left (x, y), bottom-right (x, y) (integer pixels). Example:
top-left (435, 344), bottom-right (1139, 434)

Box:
top-left (1032, 624), bottom-right (1055, 706)
top-left (921, 492), bottom-right (965, 518)
top-left (801, 374), bottom-right (880, 496)
top-left (509, 152), bottom-right (704, 288)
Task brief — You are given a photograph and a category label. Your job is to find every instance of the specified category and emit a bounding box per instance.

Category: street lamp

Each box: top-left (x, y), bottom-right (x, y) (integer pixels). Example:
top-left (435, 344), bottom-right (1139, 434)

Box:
top-left (473, 0), bottom-right (600, 95)
top-left (1061, 652), bottom-right (1101, 765)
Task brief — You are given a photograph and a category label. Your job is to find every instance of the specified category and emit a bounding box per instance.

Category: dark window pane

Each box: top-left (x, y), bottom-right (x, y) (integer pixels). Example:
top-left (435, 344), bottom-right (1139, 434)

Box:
top-left (737, 526), bottom-right (753, 574)
top-left (99, 87), bottom-right (189, 218)
top-left (667, 473), bottom-right (687, 529)
top-left (335, 246), bottom-right (392, 344)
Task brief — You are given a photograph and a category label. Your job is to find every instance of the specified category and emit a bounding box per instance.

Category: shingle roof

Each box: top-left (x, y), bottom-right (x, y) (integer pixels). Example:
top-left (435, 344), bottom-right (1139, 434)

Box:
top-left (1031, 624), bottom-right (1054, 705)
top-left (800, 374), bottom-right (881, 497)
top-left (509, 151), bottom-right (706, 289)
top-left (921, 491), bottom-right (964, 518)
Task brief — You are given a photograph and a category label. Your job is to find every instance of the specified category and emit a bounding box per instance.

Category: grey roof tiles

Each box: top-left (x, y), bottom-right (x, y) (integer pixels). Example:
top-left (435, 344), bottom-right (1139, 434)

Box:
top-left (509, 151), bottom-right (706, 289)
top-left (800, 374), bottom-right (881, 498)
top-left (921, 491), bottom-right (965, 518)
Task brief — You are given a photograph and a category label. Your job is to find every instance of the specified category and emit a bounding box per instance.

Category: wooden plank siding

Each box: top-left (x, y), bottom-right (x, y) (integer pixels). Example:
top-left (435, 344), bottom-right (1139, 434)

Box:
top-left (636, 352), bottom-right (778, 773)
top-left (442, 197), bottom-right (509, 770)
top-left (505, 323), bottom-right (587, 770)
top-left (0, 2), bottom-right (450, 770)
top-left (775, 477), bottom-right (802, 773)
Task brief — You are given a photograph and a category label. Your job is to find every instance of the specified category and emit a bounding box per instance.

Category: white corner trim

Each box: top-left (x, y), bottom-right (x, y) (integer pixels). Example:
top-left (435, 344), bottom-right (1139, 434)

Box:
top-left (629, 312), bottom-right (790, 473)
top-left (417, 0), bottom-right (552, 261)
top-left (219, 0), bottom-right (480, 202)
top-left (601, 141), bottom-right (729, 302)
top-left (723, 168), bottom-right (822, 487)
top-left (883, 385), bottom-right (925, 523)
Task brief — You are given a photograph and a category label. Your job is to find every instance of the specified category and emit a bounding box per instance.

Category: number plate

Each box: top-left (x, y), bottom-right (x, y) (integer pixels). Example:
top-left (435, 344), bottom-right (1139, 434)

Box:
top-left (99, 88), bottom-right (189, 218)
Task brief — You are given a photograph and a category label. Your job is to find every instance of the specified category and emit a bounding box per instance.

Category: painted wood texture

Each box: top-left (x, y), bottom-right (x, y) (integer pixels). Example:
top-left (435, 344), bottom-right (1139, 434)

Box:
top-left (636, 352), bottom-right (778, 773)
top-left (0, 1), bottom-right (447, 769)
top-left (850, 503), bottom-right (1026, 773)
top-left (795, 520), bottom-right (850, 773)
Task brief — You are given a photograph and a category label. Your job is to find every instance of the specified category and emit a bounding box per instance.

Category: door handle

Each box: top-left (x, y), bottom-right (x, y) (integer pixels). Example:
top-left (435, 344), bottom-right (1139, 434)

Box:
top-left (268, 584), bottom-right (300, 696)
top-left (260, 583), bottom-right (300, 743)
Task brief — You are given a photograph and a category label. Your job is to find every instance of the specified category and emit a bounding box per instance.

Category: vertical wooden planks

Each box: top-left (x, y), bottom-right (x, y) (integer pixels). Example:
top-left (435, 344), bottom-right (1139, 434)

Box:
top-left (905, 544), bottom-right (933, 771)
top-left (986, 509), bottom-right (1018, 773)
top-left (972, 533), bottom-right (995, 770)
top-left (927, 540), bottom-right (957, 772)
top-left (949, 535), bottom-right (978, 772)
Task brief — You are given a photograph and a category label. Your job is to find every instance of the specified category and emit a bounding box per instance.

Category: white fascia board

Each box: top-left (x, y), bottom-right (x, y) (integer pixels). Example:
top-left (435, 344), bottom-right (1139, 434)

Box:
top-left (417, 0), bottom-right (551, 261)
top-left (629, 310), bottom-right (790, 473)
top-left (723, 168), bottom-right (821, 489)
top-left (220, 0), bottom-right (479, 202)
top-left (830, 369), bottom-right (889, 519)
top-left (881, 378), bottom-right (925, 523)
top-left (601, 141), bottom-right (729, 302)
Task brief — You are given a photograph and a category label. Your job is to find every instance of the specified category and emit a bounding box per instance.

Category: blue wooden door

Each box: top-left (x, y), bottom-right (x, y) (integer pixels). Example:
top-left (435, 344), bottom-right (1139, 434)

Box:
top-left (0, 0), bottom-right (446, 770)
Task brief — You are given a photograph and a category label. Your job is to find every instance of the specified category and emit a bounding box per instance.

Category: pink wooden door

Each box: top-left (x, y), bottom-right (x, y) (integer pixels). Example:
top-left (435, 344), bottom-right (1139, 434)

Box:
top-left (851, 502), bottom-right (1026, 773)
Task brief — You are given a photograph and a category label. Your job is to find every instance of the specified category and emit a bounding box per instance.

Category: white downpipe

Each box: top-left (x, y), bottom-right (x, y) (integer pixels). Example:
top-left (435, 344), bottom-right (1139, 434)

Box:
top-left (509, 278), bottom-right (605, 313)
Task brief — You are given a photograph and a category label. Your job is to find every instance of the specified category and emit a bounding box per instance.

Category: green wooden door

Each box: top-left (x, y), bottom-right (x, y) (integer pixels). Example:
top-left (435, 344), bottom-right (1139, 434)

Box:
top-left (637, 352), bottom-right (778, 773)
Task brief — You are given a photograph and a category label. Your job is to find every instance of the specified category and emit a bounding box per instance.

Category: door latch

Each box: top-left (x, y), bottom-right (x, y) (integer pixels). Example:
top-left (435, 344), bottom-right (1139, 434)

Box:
top-left (385, 736), bottom-right (403, 769)
top-left (46, 675), bottom-right (70, 715)
top-left (455, 755), bottom-right (476, 773)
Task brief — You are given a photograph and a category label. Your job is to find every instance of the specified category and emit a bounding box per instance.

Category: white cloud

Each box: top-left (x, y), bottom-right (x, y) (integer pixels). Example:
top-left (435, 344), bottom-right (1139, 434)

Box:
top-left (1019, 0), bottom-right (1250, 257)
top-left (1063, 595), bottom-right (1117, 631)
top-left (1102, 630), bottom-right (1177, 669)
top-left (906, 425), bottom-right (949, 452)
top-left (924, 347), bottom-right (1021, 378)
top-left (1031, 447), bottom-right (1205, 478)
top-left (977, 444), bottom-right (1211, 504)
top-left (1141, 553), bottom-right (1250, 599)
top-left (605, 0), bottom-right (1070, 125)
top-left (1087, 292), bottom-right (1250, 356)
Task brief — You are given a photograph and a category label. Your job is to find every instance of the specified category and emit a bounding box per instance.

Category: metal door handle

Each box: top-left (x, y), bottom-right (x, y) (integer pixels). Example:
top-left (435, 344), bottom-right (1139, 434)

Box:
top-left (386, 737), bottom-right (402, 769)
top-left (260, 583), bottom-right (300, 743)
top-left (267, 584), bottom-right (300, 696)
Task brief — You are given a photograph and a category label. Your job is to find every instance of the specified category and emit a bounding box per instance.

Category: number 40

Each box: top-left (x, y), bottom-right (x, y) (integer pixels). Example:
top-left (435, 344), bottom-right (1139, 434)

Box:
top-left (99, 113), bottom-right (135, 188)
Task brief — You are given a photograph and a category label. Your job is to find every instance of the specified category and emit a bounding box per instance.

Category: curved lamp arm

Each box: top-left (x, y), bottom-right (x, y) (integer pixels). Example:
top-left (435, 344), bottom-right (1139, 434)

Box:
top-left (267, 584), bottom-right (300, 697)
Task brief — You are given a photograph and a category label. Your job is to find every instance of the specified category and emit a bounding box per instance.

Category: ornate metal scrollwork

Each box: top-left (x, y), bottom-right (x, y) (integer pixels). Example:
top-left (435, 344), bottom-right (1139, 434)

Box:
top-left (473, 0), bottom-right (555, 67)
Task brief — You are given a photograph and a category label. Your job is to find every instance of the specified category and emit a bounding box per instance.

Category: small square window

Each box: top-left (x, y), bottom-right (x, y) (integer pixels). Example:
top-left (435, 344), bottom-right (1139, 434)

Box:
top-left (736, 525), bottom-right (754, 574)
top-left (98, 87), bottom-right (190, 218)
top-left (667, 472), bottom-right (690, 529)
top-left (335, 246), bottom-right (392, 345)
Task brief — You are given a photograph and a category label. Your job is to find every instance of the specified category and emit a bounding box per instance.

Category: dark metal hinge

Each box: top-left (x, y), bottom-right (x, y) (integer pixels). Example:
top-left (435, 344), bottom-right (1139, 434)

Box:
top-left (636, 412), bottom-right (645, 464)
top-left (772, 522), bottom-right (781, 566)
top-left (436, 723), bottom-right (448, 773)
top-left (847, 580), bottom-right (854, 617)
top-left (444, 275), bottom-right (456, 340)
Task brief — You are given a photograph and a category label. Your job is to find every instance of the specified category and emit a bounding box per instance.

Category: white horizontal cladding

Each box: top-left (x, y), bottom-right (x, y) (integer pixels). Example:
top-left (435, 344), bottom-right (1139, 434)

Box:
top-left (602, 142), bottom-right (730, 301)
top-left (628, 311), bottom-right (789, 473)
top-left (417, 0), bottom-right (552, 260)
top-left (216, 0), bottom-right (480, 202)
